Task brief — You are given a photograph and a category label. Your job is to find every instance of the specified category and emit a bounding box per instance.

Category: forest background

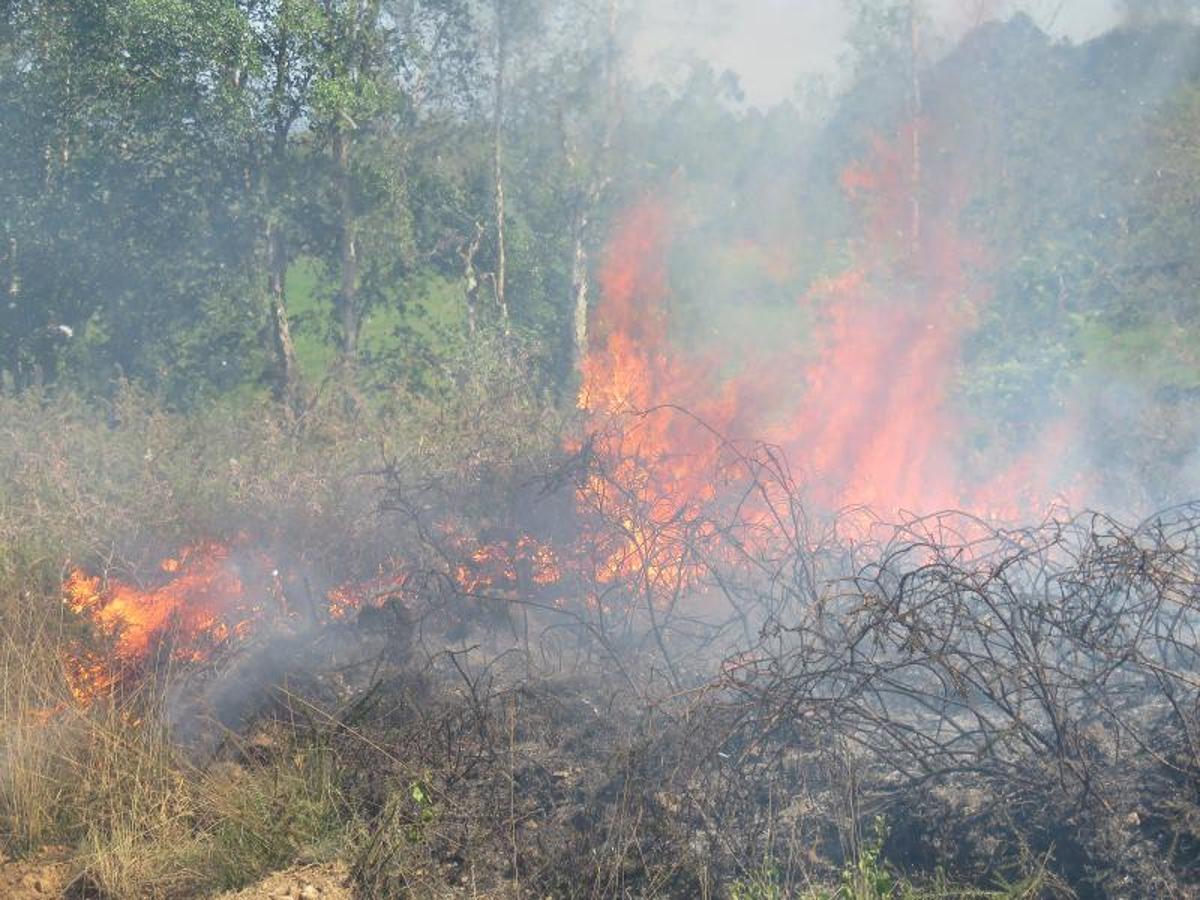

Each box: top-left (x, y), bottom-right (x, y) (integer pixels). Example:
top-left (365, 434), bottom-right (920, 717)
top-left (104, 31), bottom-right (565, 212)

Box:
top-left (5, 0), bottom-right (1200, 505)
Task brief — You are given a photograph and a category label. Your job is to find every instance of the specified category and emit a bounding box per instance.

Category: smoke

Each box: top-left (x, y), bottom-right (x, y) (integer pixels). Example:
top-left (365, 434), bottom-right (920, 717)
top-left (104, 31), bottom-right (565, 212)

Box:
top-left (630, 0), bottom-right (1123, 107)
top-left (591, 1), bottom-right (1200, 524)
top-left (1118, 0), bottom-right (1200, 24)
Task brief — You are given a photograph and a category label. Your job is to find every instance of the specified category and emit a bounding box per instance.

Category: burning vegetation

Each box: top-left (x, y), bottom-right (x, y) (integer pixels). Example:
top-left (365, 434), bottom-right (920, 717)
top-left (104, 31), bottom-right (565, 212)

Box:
top-left (6, 3), bottom-right (1200, 899)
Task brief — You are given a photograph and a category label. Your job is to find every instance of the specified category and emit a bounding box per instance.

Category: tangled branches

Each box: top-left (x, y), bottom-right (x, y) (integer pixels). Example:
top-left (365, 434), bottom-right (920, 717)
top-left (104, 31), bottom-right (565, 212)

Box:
top-left (711, 505), bottom-right (1200, 894)
top-left (338, 406), bottom-right (1200, 894)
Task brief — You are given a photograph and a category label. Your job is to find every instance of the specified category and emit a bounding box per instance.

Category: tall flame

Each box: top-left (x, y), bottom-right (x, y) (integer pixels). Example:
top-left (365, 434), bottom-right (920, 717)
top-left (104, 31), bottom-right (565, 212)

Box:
top-left (783, 121), bottom-right (989, 513)
top-left (576, 200), bottom-right (743, 592)
top-left (579, 119), bottom-right (1081, 525)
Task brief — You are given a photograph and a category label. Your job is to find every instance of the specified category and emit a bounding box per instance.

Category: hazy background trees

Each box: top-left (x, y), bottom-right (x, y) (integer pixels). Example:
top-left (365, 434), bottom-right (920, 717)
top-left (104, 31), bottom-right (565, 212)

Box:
top-left (3, 0), bottom-right (1200, 487)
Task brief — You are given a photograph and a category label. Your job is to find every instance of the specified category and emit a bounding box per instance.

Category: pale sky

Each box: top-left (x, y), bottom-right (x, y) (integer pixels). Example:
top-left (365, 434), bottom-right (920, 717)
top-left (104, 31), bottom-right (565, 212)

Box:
top-left (632, 0), bottom-right (1124, 106)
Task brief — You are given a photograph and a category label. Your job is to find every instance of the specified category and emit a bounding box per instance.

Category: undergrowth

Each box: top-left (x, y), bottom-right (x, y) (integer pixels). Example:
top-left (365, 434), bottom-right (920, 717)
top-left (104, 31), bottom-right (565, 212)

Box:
top-left (0, 354), bottom-right (1087, 898)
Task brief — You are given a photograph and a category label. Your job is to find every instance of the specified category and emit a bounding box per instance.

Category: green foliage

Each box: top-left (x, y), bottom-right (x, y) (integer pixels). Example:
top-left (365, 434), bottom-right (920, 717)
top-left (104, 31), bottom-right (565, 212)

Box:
top-left (202, 743), bottom-right (349, 890)
top-left (834, 818), bottom-right (896, 899)
top-left (731, 862), bottom-right (786, 900)
top-left (4, 0), bottom-right (1200, 433)
top-left (729, 818), bottom-right (1050, 900)
top-left (405, 779), bottom-right (436, 844)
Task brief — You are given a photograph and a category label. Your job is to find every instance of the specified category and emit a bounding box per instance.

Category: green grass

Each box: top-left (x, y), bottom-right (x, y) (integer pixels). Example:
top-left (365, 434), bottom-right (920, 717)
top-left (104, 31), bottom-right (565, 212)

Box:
top-left (285, 256), bottom-right (468, 383)
top-left (1077, 317), bottom-right (1200, 389)
top-left (731, 819), bottom-right (1050, 900)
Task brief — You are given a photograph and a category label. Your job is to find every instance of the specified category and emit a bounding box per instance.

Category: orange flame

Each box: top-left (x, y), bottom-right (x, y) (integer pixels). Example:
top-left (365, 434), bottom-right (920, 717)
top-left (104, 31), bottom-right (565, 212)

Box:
top-left (60, 118), bottom-right (1092, 705)
top-left (63, 533), bottom-right (564, 704)
top-left (61, 542), bottom-right (277, 702)
top-left (578, 119), bottom-right (1083, 535)
top-left (576, 199), bottom-right (745, 594)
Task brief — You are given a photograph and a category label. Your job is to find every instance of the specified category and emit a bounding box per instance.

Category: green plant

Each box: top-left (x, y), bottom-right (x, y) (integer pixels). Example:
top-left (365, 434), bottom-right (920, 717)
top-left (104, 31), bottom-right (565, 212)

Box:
top-left (731, 861), bottom-right (785, 900)
top-left (783, 818), bottom-right (1050, 900)
top-left (406, 778), bottom-right (437, 845)
top-left (201, 746), bottom-right (349, 891)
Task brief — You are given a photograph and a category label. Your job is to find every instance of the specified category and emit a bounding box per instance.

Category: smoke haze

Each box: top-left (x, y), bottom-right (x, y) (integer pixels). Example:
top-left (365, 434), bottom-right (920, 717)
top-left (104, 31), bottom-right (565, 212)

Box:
top-left (633, 0), bottom-right (1124, 105)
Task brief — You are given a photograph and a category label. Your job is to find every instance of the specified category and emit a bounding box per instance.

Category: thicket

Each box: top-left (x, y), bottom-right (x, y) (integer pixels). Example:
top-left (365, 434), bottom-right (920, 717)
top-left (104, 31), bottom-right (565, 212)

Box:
top-left (5, 4), bottom-right (1200, 899)
top-left (3, 357), bottom-right (1199, 897)
top-left (0, 338), bottom-right (566, 895)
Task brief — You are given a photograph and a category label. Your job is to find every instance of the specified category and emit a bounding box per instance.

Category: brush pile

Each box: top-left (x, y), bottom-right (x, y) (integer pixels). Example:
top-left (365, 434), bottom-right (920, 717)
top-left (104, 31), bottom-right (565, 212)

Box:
top-left (3, 389), bottom-right (1200, 898)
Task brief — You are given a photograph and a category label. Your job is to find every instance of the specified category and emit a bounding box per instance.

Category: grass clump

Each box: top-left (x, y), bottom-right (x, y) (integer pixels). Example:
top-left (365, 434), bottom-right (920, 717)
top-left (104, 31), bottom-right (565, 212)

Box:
top-left (732, 819), bottom-right (1053, 900)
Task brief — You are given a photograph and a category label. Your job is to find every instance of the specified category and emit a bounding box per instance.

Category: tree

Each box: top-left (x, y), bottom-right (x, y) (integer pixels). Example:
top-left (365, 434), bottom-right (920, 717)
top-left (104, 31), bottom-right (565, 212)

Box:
top-left (842, 0), bottom-right (928, 257)
top-left (1118, 0), bottom-right (1199, 24)
top-left (561, 0), bottom-right (623, 371)
top-left (0, 0), bottom-right (269, 398)
top-left (304, 0), bottom-right (475, 372)
top-left (248, 0), bottom-right (326, 404)
top-left (485, 0), bottom-right (547, 338)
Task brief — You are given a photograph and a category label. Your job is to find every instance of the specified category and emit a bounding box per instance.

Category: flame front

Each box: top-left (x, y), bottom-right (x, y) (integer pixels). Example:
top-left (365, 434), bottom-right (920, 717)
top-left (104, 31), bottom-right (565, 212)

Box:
top-left (63, 533), bottom-right (564, 704)
top-left (61, 542), bottom-right (274, 703)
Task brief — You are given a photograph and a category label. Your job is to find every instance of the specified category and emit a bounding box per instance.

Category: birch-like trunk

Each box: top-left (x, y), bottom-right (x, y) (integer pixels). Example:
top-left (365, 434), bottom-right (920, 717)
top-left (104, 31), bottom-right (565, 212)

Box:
top-left (492, 0), bottom-right (510, 334)
top-left (461, 221), bottom-right (485, 337)
top-left (569, 0), bottom-right (621, 372)
top-left (335, 128), bottom-right (360, 363)
top-left (267, 222), bottom-right (300, 403)
top-left (570, 212), bottom-right (590, 366)
top-left (265, 1), bottom-right (301, 404)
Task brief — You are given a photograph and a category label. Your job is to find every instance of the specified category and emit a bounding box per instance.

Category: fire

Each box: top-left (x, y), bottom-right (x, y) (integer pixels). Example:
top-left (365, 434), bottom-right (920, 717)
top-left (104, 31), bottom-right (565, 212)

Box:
top-left (326, 569), bottom-right (407, 621)
top-left (782, 120), bottom-right (988, 513)
top-left (59, 116), bottom-right (1088, 704)
top-left (63, 533), bottom-right (564, 704)
top-left (575, 201), bottom-right (736, 594)
top-left (61, 542), bottom-right (277, 702)
top-left (578, 117), bottom-right (1082, 534)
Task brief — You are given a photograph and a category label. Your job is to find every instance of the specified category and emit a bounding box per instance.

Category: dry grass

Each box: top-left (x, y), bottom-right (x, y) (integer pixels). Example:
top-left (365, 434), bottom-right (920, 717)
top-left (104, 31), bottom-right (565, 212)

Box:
top-left (0, 606), bottom-right (74, 851)
top-left (0, 342), bottom-right (566, 897)
top-left (1, 630), bottom-right (352, 898)
top-left (0, 358), bottom-right (1112, 898)
top-left (0, 387), bottom-right (370, 896)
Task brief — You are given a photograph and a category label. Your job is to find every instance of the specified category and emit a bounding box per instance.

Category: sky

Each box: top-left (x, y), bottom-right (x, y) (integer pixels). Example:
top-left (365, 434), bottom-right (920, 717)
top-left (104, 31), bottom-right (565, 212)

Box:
top-left (631, 0), bottom-right (1125, 106)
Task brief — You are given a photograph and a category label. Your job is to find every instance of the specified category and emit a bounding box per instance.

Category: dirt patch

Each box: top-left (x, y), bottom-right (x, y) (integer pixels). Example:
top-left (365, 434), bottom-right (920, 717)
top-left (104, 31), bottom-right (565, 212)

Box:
top-left (0, 849), bottom-right (68, 899)
top-left (216, 862), bottom-right (352, 900)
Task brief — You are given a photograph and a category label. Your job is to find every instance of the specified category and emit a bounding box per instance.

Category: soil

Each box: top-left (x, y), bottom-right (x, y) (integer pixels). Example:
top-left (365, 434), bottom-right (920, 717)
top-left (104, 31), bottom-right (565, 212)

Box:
top-left (215, 863), bottom-right (353, 900)
top-left (0, 854), bottom-right (351, 900)
top-left (0, 848), bottom-right (68, 899)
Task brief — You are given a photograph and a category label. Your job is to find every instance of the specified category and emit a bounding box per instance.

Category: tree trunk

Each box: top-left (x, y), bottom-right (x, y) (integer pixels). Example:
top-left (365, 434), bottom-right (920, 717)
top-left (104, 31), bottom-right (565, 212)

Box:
top-left (461, 221), bottom-right (485, 337)
top-left (334, 128), bottom-right (360, 365)
top-left (570, 212), bottom-right (590, 367)
top-left (5, 234), bottom-right (17, 300)
top-left (333, 0), bottom-right (365, 368)
top-left (264, 1), bottom-right (301, 404)
top-left (267, 222), bottom-right (300, 403)
top-left (492, 0), bottom-right (509, 334)
top-left (569, 0), bottom-right (620, 372)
